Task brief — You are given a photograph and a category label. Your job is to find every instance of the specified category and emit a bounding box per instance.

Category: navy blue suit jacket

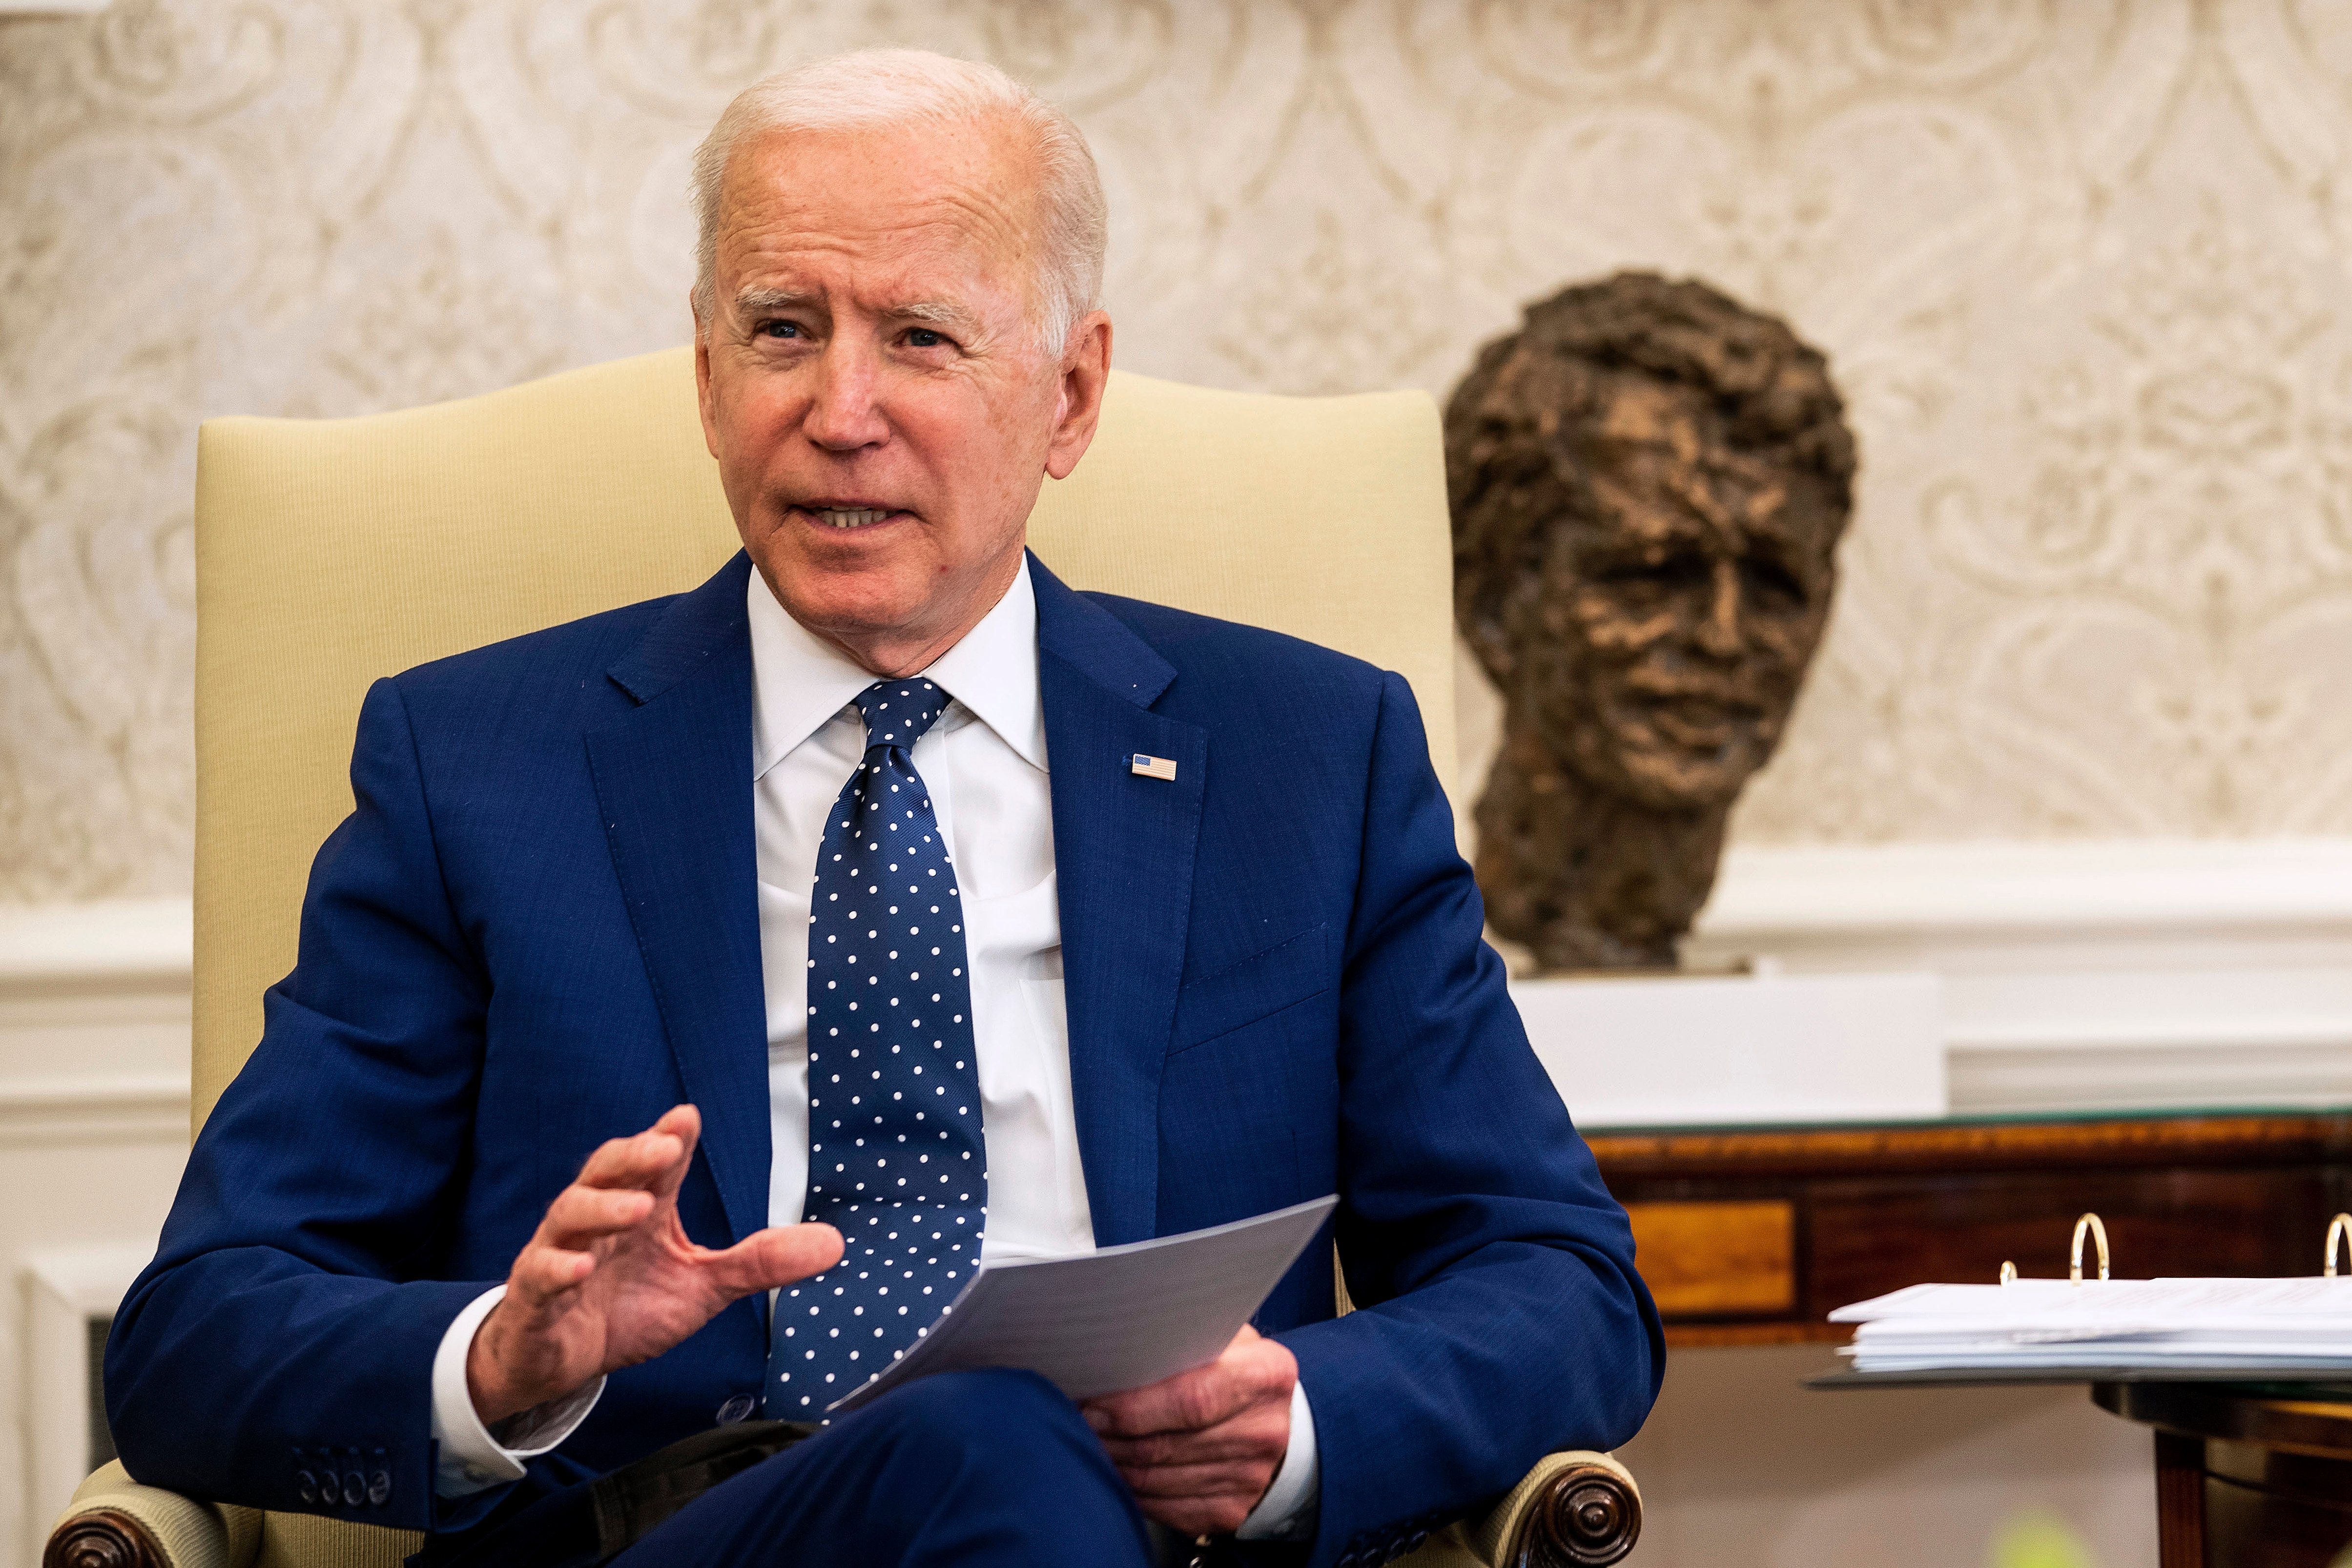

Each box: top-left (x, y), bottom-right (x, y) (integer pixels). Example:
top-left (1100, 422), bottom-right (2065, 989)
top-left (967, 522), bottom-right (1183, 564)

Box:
top-left (108, 552), bottom-right (1660, 1567)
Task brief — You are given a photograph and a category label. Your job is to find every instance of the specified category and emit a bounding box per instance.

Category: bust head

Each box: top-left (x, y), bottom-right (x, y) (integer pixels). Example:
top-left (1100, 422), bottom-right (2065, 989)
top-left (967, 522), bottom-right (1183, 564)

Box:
top-left (1447, 273), bottom-right (1856, 967)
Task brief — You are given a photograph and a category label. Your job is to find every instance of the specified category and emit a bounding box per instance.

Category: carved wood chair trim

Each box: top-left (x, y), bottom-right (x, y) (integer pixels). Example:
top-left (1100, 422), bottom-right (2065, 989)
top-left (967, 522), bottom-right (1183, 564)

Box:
top-left (1516, 1459), bottom-right (1640, 1568)
top-left (44, 1510), bottom-right (167, 1568)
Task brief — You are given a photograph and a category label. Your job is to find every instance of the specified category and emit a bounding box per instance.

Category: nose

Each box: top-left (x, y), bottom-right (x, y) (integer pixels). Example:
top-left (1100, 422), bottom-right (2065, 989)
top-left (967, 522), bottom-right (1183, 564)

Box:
top-left (802, 339), bottom-right (889, 452)
top-left (1695, 558), bottom-right (1742, 658)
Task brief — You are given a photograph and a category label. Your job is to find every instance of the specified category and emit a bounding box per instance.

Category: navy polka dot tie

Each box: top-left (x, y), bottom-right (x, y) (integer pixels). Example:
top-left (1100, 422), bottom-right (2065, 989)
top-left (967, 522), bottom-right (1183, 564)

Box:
top-left (767, 678), bottom-right (987, 1415)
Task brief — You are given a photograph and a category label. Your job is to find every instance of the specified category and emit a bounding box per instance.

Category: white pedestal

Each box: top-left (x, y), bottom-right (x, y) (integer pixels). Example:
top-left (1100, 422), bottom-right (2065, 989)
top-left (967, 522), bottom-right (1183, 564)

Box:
top-left (1512, 970), bottom-right (1947, 1129)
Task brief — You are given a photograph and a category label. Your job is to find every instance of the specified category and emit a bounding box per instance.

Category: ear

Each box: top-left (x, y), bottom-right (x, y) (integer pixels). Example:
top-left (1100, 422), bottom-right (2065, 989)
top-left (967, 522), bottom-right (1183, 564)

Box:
top-left (692, 291), bottom-right (722, 462)
top-left (1044, 310), bottom-right (1113, 482)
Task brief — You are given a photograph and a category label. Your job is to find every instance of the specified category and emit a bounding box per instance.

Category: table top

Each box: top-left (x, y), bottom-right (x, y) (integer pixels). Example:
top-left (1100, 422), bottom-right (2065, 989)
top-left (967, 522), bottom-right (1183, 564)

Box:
top-left (1587, 1107), bottom-right (2352, 1178)
top-left (1811, 1368), bottom-right (2352, 1391)
top-left (2093, 1380), bottom-right (2352, 1458)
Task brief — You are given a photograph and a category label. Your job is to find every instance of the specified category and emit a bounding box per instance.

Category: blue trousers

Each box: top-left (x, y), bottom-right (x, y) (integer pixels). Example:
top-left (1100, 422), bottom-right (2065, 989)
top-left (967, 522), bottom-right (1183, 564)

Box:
top-left (612, 1369), bottom-right (1154, 1566)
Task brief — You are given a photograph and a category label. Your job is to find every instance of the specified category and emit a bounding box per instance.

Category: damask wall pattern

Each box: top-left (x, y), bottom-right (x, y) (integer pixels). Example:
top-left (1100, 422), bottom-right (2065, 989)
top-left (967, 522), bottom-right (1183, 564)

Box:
top-left (5, 0), bottom-right (2352, 901)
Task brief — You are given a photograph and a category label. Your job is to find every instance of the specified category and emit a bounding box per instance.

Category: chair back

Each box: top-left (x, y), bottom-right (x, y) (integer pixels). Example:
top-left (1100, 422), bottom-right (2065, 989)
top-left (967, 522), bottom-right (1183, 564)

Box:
top-left (192, 349), bottom-right (1454, 1125)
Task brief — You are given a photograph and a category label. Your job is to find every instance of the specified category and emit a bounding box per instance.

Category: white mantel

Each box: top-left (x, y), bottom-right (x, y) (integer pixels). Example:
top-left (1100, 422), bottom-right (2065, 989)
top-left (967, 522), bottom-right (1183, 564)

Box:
top-left (1688, 838), bottom-right (2352, 1115)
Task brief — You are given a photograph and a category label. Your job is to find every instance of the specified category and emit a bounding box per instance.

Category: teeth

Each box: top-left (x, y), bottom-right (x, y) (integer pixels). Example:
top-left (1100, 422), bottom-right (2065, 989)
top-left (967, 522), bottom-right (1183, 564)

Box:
top-left (814, 508), bottom-right (888, 529)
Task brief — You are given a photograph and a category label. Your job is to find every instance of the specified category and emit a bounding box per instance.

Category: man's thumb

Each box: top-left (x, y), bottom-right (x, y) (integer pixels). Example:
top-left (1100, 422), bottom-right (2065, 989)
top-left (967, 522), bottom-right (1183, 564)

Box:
top-left (710, 1222), bottom-right (843, 1299)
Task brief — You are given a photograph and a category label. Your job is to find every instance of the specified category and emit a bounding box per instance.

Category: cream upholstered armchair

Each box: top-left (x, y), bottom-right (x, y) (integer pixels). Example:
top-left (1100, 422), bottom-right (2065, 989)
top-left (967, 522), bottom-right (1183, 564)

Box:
top-left (47, 351), bottom-right (1641, 1568)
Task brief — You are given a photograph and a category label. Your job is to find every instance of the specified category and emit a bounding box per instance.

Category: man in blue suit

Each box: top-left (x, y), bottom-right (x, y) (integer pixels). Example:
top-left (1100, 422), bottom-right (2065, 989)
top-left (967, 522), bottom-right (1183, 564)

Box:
top-left (107, 48), bottom-right (1659, 1568)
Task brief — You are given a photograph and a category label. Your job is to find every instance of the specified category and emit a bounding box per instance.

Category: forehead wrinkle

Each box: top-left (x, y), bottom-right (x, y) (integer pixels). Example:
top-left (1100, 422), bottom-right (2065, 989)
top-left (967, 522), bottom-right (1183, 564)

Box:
top-left (716, 122), bottom-right (1048, 326)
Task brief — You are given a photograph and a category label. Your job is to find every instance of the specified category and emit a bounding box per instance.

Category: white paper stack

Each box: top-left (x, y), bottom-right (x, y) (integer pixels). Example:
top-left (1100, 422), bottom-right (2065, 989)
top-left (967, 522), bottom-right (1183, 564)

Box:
top-left (1831, 1277), bottom-right (2352, 1374)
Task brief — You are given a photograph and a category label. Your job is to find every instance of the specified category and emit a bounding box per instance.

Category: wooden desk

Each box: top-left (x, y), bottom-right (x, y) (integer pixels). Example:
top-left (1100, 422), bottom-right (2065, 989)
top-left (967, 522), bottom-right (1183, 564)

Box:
top-left (1588, 1111), bottom-right (2352, 1345)
top-left (2095, 1382), bottom-right (2352, 1567)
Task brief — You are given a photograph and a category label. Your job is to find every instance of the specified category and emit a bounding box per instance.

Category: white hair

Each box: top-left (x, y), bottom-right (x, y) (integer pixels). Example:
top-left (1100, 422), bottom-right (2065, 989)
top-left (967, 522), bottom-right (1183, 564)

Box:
top-left (690, 49), bottom-right (1107, 359)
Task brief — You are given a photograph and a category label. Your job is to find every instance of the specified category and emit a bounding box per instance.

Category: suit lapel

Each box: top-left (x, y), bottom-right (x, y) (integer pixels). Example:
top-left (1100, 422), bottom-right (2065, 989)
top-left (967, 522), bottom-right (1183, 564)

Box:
top-left (1032, 556), bottom-right (1205, 1246)
top-left (586, 552), bottom-right (770, 1249)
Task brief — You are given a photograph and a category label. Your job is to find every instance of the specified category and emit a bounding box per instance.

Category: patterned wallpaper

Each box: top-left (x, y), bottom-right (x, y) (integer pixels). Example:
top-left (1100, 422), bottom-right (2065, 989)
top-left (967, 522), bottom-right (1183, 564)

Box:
top-left (6, 0), bottom-right (2352, 901)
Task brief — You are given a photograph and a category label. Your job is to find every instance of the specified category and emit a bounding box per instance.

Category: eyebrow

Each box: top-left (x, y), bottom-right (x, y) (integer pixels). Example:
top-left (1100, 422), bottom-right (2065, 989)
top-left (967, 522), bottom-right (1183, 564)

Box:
top-left (732, 285), bottom-right (818, 319)
top-left (730, 286), bottom-right (990, 346)
top-left (893, 298), bottom-right (990, 338)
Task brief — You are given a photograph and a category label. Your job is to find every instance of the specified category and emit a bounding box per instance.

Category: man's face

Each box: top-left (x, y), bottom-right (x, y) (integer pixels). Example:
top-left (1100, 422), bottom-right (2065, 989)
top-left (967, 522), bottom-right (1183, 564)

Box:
top-left (695, 119), bottom-right (1107, 670)
top-left (1533, 375), bottom-right (1839, 809)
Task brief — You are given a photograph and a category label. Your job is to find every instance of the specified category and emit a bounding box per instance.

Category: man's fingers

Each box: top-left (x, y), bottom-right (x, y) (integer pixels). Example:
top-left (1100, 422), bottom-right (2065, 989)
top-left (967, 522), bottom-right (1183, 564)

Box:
top-left (575, 1128), bottom-right (684, 1191)
top-left (645, 1104), bottom-right (701, 1202)
top-left (1114, 1458), bottom-right (1278, 1501)
top-left (1087, 1367), bottom-right (1244, 1437)
top-left (1085, 1351), bottom-right (1290, 1438)
top-left (573, 1105), bottom-right (701, 1192)
top-left (511, 1242), bottom-right (595, 1302)
top-left (538, 1183), bottom-right (655, 1247)
top-left (704, 1223), bottom-right (845, 1299)
top-left (1098, 1417), bottom-right (1287, 1469)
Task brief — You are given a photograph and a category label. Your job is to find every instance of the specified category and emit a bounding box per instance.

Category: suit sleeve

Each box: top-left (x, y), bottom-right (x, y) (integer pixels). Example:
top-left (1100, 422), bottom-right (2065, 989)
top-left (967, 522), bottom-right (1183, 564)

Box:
top-left (104, 677), bottom-right (510, 1531)
top-left (1277, 670), bottom-right (1664, 1568)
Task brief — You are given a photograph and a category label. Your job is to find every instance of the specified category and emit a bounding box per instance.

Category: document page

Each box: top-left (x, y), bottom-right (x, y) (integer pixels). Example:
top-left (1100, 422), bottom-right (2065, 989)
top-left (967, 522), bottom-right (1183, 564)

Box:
top-left (828, 1194), bottom-right (1338, 1414)
top-left (1831, 1276), bottom-right (2352, 1373)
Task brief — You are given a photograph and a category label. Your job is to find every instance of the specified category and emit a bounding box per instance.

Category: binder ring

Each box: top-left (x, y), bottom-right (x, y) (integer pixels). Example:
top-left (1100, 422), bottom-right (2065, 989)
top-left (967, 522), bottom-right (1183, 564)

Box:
top-left (2070, 1212), bottom-right (2109, 1285)
top-left (2328, 1214), bottom-right (2352, 1279)
top-left (1999, 1260), bottom-right (2017, 1285)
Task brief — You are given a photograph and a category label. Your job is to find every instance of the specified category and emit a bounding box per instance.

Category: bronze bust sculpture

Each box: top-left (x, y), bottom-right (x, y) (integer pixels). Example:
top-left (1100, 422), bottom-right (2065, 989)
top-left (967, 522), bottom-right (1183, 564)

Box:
top-left (1446, 272), bottom-right (1857, 970)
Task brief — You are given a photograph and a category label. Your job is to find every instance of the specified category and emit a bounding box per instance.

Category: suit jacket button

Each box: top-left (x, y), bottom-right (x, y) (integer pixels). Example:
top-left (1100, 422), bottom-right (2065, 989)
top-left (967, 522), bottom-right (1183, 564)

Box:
top-left (342, 1471), bottom-right (366, 1506)
top-left (717, 1393), bottom-right (757, 1425)
top-left (368, 1470), bottom-right (392, 1506)
top-left (294, 1470), bottom-right (317, 1505)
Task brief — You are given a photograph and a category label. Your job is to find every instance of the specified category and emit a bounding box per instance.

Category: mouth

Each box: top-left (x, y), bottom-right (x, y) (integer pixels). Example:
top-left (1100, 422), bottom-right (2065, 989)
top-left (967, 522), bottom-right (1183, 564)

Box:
top-left (1645, 694), bottom-right (1751, 727)
top-left (790, 502), bottom-right (908, 532)
top-left (1618, 687), bottom-right (1767, 752)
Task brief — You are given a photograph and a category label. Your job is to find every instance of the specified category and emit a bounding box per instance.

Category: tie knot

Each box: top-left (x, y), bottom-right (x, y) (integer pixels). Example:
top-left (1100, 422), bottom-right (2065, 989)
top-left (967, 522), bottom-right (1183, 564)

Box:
top-left (852, 679), bottom-right (953, 752)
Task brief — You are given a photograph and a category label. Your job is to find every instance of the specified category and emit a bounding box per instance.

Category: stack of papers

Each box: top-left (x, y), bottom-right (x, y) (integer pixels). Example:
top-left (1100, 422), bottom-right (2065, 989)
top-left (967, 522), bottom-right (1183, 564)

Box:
top-left (1831, 1278), bottom-right (2352, 1374)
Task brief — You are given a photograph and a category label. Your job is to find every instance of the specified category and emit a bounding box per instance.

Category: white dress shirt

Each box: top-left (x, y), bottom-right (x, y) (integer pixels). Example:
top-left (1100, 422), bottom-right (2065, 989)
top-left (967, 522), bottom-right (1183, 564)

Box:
top-left (429, 559), bottom-right (1317, 1538)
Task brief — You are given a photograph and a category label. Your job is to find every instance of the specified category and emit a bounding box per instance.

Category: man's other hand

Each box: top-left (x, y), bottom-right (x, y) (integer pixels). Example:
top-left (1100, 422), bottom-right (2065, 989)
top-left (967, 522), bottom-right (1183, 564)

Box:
top-left (1082, 1325), bottom-right (1297, 1536)
top-left (468, 1104), bottom-right (843, 1426)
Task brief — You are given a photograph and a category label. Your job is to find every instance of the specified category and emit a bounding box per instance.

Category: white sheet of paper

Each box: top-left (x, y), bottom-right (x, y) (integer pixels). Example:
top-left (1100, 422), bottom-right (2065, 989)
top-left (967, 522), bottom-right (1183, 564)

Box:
top-left (827, 1195), bottom-right (1338, 1414)
top-left (1829, 1276), bottom-right (2352, 1373)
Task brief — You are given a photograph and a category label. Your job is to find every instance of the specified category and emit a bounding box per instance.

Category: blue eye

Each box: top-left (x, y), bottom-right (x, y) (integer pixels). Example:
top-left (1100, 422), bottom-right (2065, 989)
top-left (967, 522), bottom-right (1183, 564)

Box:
top-left (908, 329), bottom-right (943, 348)
top-left (760, 320), bottom-right (801, 339)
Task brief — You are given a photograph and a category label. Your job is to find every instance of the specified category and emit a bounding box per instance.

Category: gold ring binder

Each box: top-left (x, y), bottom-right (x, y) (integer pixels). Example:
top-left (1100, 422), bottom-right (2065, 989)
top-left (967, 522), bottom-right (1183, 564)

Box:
top-left (2328, 1213), bottom-right (2351, 1279)
top-left (2071, 1212), bottom-right (2109, 1285)
top-left (1999, 1261), bottom-right (2017, 1285)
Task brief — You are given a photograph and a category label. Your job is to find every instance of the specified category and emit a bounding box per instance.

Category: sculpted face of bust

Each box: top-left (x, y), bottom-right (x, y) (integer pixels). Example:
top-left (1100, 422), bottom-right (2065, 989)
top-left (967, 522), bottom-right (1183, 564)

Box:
top-left (1534, 372), bottom-right (1841, 811)
top-left (1447, 272), bottom-right (1856, 969)
top-left (691, 74), bottom-right (1111, 678)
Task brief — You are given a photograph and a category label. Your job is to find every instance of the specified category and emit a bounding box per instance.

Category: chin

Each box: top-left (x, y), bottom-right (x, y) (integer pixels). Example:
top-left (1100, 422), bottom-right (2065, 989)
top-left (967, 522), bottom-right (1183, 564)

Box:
top-left (1598, 742), bottom-right (1756, 813)
top-left (770, 565), bottom-right (926, 633)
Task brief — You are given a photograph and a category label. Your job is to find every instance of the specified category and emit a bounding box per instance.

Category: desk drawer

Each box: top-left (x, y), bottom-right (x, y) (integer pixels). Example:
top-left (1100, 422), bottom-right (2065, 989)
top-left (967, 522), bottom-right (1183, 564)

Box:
top-left (1624, 1199), bottom-right (1795, 1318)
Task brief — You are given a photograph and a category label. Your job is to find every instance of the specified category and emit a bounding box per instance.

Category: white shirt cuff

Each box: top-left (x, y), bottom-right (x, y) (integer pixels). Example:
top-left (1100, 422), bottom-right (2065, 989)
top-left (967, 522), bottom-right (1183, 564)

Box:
top-left (429, 1284), bottom-right (605, 1498)
top-left (1236, 1379), bottom-right (1319, 1541)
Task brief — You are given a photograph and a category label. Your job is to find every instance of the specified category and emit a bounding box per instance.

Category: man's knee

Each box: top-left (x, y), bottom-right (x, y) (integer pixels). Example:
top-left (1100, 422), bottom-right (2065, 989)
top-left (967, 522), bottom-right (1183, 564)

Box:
top-left (851, 1367), bottom-right (1093, 1465)
top-left (842, 1368), bottom-right (1128, 1510)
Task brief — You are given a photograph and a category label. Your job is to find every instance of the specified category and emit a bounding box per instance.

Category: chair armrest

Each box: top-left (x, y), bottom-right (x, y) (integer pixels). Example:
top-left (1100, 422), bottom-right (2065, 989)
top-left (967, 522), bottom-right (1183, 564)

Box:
top-left (1464, 1449), bottom-right (1641, 1568)
top-left (45, 1463), bottom-right (262, 1568)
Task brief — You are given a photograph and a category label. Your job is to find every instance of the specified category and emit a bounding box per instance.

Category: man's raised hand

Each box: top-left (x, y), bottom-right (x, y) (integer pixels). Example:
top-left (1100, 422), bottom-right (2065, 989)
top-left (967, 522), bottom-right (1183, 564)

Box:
top-left (467, 1104), bottom-right (842, 1426)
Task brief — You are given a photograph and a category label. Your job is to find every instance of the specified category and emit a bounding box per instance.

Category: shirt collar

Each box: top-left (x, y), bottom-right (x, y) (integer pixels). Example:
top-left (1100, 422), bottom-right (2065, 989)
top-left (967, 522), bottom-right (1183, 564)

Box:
top-left (746, 557), bottom-right (1046, 779)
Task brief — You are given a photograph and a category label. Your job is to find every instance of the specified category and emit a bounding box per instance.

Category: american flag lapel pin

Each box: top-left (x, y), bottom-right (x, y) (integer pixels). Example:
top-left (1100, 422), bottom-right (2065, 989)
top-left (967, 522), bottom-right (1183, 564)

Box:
top-left (1130, 753), bottom-right (1178, 782)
